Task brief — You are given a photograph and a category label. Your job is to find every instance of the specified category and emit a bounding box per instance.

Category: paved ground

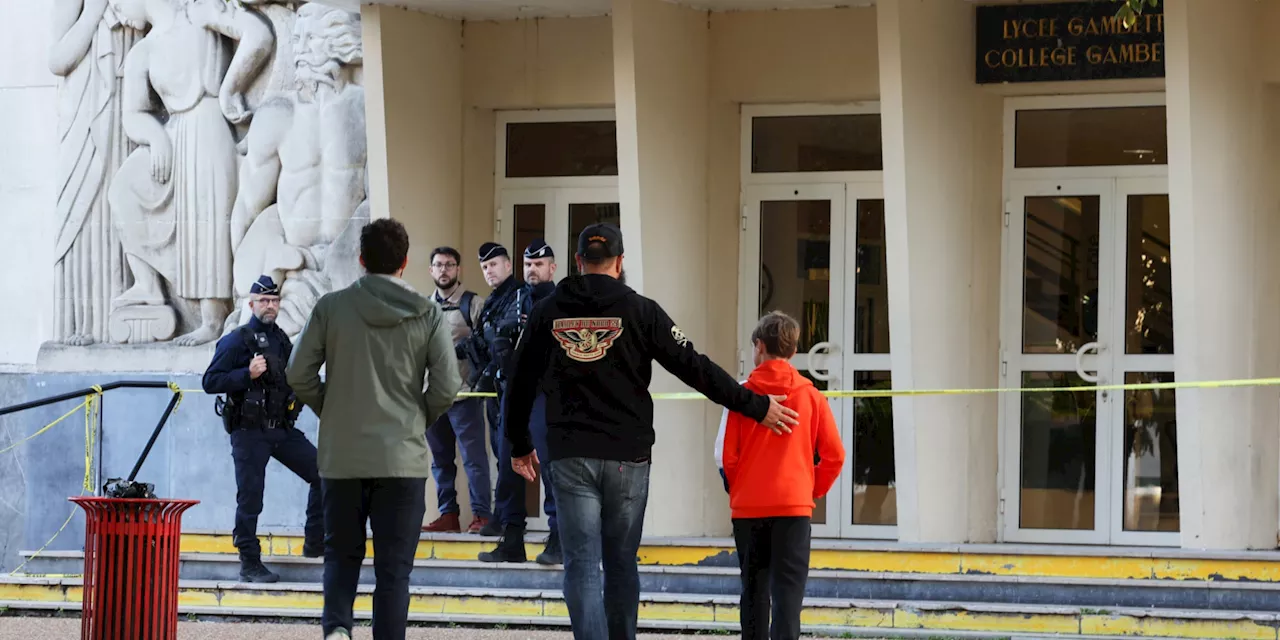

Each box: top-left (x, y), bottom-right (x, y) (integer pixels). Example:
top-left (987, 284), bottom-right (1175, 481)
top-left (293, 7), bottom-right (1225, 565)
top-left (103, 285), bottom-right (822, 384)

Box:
top-left (0, 617), bottom-right (862, 639)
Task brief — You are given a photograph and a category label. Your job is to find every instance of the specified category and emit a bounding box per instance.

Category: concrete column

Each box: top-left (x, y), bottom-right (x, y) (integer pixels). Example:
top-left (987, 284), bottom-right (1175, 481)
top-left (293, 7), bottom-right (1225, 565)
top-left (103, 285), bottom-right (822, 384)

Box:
top-left (611, 0), bottom-right (714, 536)
top-left (1164, 0), bottom-right (1280, 550)
top-left (362, 5), bottom-right (463, 292)
top-left (362, 5), bottom-right (465, 522)
top-left (877, 0), bottom-right (1003, 543)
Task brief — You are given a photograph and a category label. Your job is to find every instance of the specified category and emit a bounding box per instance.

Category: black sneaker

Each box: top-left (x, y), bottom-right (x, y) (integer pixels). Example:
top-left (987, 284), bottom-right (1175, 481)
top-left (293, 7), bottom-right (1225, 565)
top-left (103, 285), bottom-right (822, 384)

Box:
top-left (239, 557), bottom-right (280, 583)
top-left (478, 526), bottom-right (526, 563)
top-left (536, 530), bottom-right (562, 566)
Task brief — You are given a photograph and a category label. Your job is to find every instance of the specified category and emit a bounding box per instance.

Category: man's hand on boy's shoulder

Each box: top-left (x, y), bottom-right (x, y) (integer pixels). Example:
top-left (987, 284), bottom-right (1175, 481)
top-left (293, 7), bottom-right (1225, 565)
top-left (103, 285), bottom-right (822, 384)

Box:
top-left (761, 394), bottom-right (798, 434)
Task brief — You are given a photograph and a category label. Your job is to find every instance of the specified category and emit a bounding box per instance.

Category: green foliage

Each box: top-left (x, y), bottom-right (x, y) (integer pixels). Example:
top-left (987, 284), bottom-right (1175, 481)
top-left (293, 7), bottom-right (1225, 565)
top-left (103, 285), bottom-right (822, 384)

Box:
top-left (1113, 0), bottom-right (1161, 29)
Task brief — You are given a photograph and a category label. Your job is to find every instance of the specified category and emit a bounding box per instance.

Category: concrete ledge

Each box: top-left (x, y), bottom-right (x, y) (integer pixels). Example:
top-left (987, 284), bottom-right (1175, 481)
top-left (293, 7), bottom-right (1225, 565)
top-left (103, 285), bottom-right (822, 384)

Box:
top-left (35, 342), bottom-right (215, 374)
top-left (5, 578), bottom-right (1280, 638)
top-left (174, 531), bottom-right (1280, 582)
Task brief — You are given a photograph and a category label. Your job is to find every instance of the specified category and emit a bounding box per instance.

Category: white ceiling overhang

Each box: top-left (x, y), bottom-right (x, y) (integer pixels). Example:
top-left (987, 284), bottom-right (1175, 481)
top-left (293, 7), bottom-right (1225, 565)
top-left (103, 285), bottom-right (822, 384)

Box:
top-left (329, 0), bottom-right (876, 21)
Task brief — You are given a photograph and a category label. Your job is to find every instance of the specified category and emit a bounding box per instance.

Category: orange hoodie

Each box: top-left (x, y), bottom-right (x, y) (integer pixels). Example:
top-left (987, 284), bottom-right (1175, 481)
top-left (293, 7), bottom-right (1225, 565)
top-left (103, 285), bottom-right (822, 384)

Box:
top-left (724, 359), bottom-right (846, 520)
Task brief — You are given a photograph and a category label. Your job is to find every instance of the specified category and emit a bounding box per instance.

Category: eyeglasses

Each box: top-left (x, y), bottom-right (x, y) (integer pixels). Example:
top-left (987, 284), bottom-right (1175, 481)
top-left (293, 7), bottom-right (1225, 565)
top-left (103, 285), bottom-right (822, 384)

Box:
top-left (431, 263), bottom-right (458, 271)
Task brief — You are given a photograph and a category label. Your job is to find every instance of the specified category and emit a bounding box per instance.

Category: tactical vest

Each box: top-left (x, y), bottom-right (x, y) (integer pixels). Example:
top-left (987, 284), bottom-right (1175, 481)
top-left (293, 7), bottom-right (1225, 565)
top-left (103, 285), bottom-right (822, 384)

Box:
top-left (218, 326), bottom-right (300, 431)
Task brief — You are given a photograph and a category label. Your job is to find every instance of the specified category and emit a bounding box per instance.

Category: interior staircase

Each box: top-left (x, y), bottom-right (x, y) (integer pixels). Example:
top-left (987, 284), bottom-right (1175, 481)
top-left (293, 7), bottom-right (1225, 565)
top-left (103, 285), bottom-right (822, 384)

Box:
top-left (5, 530), bottom-right (1280, 638)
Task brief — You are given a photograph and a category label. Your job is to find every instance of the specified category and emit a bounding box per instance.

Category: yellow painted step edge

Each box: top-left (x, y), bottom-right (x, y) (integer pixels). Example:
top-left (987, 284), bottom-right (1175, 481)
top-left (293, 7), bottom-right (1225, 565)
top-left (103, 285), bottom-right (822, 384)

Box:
top-left (2, 580), bottom-right (1278, 639)
top-left (178, 532), bottom-right (1280, 583)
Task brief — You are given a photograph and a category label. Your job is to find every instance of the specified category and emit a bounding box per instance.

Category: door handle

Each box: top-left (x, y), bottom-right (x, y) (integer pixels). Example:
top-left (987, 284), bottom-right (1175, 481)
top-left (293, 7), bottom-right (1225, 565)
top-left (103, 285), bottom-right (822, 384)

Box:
top-left (806, 341), bottom-right (838, 382)
top-left (1075, 341), bottom-right (1102, 383)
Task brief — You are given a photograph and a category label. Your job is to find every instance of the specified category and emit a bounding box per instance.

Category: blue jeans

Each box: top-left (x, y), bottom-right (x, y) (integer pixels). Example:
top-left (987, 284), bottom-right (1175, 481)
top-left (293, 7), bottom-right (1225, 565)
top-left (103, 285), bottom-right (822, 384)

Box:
top-left (425, 398), bottom-right (492, 518)
top-left (550, 457), bottom-right (651, 640)
top-left (321, 478), bottom-right (426, 640)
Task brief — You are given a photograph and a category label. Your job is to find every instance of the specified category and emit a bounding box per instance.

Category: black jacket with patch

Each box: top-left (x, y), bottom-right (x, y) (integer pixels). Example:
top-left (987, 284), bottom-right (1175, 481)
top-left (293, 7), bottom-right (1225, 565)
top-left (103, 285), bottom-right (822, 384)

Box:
top-left (502, 274), bottom-right (771, 463)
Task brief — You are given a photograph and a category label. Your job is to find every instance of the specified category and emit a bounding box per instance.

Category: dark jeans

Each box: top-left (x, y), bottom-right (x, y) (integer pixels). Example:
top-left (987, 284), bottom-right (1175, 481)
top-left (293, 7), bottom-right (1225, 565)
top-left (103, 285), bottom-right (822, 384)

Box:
top-left (230, 426), bottom-right (322, 558)
top-left (550, 457), bottom-right (650, 640)
top-left (529, 394), bottom-right (557, 533)
top-left (321, 478), bottom-right (427, 640)
top-left (425, 398), bottom-right (492, 518)
top-left (732, 516), bottom-right (812, 640)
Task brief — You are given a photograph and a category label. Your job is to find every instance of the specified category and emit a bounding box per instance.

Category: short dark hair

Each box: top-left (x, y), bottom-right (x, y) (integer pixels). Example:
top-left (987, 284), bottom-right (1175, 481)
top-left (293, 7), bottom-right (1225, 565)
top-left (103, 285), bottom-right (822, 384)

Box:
top-left (430, 246), bottom-right (461, 265)
top-left (751, 311), bottom-right (800, 359)
top-left (360, 218), bottom-right (410, 275)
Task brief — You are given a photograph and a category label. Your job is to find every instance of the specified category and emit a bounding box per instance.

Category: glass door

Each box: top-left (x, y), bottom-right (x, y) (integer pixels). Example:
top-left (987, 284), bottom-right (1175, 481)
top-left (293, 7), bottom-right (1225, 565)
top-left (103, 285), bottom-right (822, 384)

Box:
top-left (742, 184), bottom-right (846, 539)
top-left (1000, 178), bottom-right (1175, 546)
top-left (741, 183), bottom-right (895, 540)
top-left (1002, 179), bottom-right (1114, 545)
top-left (1107, 178), bottom-right (1177, 546)
top-left (498, 187), bottom-right (620, 530)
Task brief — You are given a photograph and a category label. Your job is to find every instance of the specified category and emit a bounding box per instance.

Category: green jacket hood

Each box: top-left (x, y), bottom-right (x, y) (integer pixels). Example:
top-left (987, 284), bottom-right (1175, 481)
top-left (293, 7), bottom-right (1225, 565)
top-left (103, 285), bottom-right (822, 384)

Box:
top-left (352, 275), bottom-right (433, 327)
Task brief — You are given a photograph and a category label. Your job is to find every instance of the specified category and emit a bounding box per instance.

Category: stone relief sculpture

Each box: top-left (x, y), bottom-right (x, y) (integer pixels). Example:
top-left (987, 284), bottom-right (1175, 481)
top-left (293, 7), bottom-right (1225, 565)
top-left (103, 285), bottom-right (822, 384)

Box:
top-left (45, 0), bottom-right (368, 352)
top-left (224, 2), bottom-right (368, 336)
top-left (50, 0), bottom-right (141, 345)
top-left (105, 0), bottom-right (272, 345)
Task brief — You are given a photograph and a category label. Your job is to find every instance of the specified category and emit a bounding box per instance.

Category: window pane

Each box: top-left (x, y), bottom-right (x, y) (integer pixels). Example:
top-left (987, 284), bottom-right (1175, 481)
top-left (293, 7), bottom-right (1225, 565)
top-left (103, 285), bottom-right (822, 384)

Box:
top-left (855, 200), bottom-right (890, 354)
top-left (505, 121), bottom-right (619, 178)
top-left (1022, 196), bottom-right (1100, 354)
top-left (751, 115), bottom-right (883, 173)
top-left (567, 203), bottom-right (621, 278)
top-left (514, 204), bottom-right (546, 285)
top-left (1015, 107), bottom-right (1167, 168)
top-left (853, 371), bottom-right (895, 526)
top-left (1125, 195), bottom-right (1173, 355)
top-left (759, 200), bottom-right (831, 353)
top-left (1122, 372), bottom-right (1179, 533)
top-left (1019, 371), bottom-right (1097, 531)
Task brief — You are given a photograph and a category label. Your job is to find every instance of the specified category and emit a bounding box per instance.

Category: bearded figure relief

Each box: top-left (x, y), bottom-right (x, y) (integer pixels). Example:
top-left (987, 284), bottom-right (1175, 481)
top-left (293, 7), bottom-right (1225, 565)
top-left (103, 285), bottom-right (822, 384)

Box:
top-left (224, 2), bottom-right (369, 337)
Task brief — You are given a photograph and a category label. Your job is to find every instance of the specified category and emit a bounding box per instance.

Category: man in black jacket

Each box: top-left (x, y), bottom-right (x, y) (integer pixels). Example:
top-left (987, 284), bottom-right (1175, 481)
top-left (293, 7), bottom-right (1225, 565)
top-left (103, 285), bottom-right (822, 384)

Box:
top-left (502, 224), bottom-right (799, 640)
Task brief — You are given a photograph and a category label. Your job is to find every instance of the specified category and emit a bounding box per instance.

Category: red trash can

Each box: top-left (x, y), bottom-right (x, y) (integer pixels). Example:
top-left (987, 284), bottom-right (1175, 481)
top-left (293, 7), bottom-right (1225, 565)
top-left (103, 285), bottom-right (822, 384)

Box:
top-left (71, 497), bottom-right (199, 640)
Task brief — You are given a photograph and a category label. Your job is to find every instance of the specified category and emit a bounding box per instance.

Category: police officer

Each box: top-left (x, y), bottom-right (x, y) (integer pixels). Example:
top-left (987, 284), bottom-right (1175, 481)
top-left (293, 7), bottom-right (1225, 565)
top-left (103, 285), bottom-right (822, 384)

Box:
top-left (202, 275), bottom-right (323, 583)
top-left (469, 242), bottom-right (534, 561)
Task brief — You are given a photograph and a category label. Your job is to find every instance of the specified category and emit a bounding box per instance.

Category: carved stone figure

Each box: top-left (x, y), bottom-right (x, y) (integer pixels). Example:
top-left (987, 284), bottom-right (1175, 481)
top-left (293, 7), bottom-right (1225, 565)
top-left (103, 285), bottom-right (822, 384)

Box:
top-left (104, 0), bottom-right (273, 345)
top-left (49, 0), bottom-right (141, 346)
top-left (224, 2), bottom-right (368, 336)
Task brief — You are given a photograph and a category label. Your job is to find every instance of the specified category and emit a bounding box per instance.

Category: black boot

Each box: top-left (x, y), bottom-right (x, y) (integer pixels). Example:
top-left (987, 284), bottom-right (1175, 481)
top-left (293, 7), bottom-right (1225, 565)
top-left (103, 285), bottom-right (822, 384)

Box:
top-left (239, 554), bottom-right (280, 583)
top-left (536, 530), bottom-right (562, 566)
top-left (478, 525), bottom-right (526, 563)
top-left (302, 538), bottom-right (324, 559)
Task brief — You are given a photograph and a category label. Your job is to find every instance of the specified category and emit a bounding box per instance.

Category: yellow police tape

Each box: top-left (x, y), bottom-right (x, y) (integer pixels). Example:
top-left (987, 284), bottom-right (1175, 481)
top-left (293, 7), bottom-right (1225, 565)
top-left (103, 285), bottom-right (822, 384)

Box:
top-left (169, 375), bottom-right (1280, 401)
top-left (5, 385), bottom-right (102, 578)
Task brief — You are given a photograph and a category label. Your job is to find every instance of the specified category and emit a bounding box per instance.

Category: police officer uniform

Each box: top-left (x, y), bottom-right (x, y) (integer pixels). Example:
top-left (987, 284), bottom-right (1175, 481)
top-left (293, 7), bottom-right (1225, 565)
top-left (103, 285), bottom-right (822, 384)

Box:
top-left (202, 276), bottom-right (323, 583)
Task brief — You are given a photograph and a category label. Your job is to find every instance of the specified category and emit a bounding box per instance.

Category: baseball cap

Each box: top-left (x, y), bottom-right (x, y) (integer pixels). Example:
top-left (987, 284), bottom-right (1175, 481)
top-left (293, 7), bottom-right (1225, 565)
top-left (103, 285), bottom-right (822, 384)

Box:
top-left (577, 223), bottom-right (624, 260)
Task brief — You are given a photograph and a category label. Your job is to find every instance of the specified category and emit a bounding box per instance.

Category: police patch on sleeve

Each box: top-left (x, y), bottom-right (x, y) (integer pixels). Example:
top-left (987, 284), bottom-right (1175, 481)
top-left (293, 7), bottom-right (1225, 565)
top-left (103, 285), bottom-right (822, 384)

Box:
top-left (671, 325), bottom-right (690, 348)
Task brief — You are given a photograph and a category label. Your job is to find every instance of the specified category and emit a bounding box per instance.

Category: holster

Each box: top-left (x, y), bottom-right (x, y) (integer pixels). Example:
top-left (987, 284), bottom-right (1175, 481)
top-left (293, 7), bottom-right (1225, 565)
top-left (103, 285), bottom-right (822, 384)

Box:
top-left (214, 395), bottom-right (240, 434)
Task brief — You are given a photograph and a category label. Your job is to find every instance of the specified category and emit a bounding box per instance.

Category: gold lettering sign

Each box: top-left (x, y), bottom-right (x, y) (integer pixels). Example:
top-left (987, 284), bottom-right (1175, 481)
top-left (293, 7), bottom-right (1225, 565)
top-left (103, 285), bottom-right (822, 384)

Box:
top-left (977, 1), bottom-right (1165, 84)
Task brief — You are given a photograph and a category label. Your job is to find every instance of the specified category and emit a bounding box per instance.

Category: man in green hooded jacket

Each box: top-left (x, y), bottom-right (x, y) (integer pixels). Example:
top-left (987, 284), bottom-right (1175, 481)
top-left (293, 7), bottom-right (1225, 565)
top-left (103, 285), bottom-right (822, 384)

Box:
top-left (286, 218), bottom-right (461, 640)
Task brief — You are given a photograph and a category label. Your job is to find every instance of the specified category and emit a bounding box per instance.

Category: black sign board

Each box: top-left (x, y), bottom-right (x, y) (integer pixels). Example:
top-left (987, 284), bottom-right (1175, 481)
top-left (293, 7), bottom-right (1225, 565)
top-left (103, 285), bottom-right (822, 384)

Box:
top-left (976, 1), bottom-right (1165, 84)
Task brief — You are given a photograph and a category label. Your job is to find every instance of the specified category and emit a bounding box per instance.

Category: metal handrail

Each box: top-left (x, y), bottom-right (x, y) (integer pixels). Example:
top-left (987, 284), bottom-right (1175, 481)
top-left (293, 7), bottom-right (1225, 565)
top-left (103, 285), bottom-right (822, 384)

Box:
top-left (0, 380), bottom-right (182, 494)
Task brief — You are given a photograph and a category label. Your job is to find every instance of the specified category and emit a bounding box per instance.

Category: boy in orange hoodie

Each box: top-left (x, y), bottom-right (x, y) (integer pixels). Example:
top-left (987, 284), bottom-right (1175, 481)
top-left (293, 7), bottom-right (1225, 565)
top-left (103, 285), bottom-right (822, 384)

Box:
top-left (723, 311), bottom-right (846, 640)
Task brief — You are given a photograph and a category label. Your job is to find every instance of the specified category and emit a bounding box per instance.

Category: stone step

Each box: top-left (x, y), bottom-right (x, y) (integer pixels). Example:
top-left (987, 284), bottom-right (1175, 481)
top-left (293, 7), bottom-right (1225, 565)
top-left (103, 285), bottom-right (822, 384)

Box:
top-left (3, 575), bottom-right (1280, 639)
top-left (17, 549), bottom-right (1280, 613)
top-left (178, 530), bottom-right (1280, 583)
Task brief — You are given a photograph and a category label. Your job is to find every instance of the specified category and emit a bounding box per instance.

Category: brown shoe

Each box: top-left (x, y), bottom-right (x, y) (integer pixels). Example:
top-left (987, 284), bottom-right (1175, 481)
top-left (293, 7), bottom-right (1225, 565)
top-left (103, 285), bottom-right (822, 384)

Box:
top-left (467, 516), bottom-right (490, 534)
top-left (422, 513), bottom-right (461, 533)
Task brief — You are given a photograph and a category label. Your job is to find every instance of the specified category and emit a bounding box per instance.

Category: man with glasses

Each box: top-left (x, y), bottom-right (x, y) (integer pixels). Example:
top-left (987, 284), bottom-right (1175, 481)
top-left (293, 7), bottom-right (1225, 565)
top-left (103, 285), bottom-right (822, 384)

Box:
top-left (203, 275), bottom-right (322, 584)
top-left (421, 247), bottom-right (493, 534)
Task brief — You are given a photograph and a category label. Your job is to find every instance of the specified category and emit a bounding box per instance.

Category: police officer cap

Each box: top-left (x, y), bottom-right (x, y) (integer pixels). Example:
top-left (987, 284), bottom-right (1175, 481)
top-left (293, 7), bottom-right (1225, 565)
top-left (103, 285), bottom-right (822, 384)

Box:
top-left (250, 275), bottom-right (280, 296)
top-left (524, 239), bottom-right (554, 260)
top-left (478, 242), bottom-right (508, 262)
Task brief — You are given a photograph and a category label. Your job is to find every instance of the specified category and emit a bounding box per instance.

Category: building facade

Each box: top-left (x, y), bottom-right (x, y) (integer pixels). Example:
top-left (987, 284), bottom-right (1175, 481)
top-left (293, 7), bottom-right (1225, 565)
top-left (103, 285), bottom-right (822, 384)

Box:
top-left (1, 0), bottom-right (1277, 568)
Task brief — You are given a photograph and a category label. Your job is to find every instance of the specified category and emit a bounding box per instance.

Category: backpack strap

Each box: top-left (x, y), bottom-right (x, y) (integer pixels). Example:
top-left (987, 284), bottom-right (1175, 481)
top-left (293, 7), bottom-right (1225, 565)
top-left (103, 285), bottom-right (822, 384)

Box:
top-left (459, 291), bottom-right (476, 331)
